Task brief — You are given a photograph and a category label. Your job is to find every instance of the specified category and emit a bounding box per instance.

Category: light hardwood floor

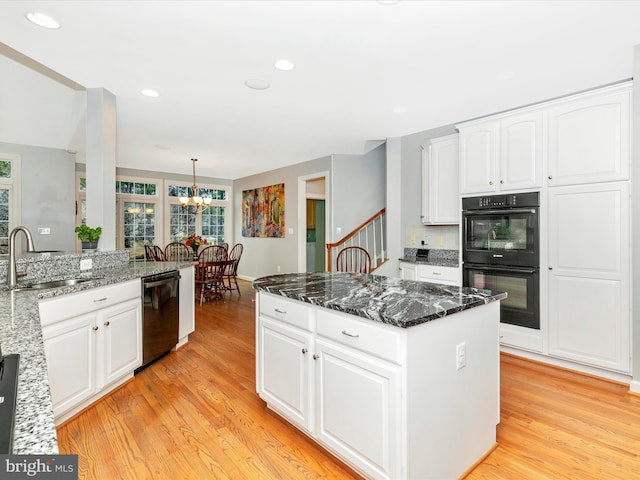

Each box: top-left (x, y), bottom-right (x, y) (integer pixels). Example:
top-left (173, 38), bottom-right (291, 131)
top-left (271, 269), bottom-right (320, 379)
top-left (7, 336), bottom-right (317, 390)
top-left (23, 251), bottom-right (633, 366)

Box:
top-left (57, 279), bottom-right (640, 479)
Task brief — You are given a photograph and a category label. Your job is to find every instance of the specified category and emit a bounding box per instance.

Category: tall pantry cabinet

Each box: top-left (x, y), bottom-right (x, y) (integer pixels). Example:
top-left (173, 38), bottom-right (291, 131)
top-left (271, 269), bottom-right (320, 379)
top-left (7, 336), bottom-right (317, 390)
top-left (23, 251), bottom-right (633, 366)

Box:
top-left (457, 81), bottom-right (632, 377)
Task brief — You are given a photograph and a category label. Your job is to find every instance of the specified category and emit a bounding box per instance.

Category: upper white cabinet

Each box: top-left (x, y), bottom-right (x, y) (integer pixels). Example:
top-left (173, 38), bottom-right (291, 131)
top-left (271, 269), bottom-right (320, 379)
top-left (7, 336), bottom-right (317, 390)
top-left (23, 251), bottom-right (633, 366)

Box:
top-left (422, 134), bottom-right (459, 224)
top-left (458, 110), bottom-right (542, 195)
top-left (547, 85), bottom-right (631, 186)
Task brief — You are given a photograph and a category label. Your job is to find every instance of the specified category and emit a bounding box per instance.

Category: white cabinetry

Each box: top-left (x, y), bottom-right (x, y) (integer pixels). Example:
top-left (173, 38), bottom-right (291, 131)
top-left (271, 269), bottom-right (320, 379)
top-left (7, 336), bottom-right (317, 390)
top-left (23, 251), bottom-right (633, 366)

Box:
top-left (398, 262), bottom-right (417, 281)
top-left (399, 262), bottom-right (461, 286)
top-left (417, 264), bottom-right (461, 286)
top-left (256, 292), bottom-right (499, 480)
top-left (421, 134), bottom-right (459, 224)
top-left (39, 279), bottom-right (142, 423)
top-left (547, 183), bottom-right (630, 373)
top-left (458, 110), bottom-right (542, 194)
top-left (177, 266), bottom-right (195, 347)
top-left (547, 85), bottom-right (630, 186)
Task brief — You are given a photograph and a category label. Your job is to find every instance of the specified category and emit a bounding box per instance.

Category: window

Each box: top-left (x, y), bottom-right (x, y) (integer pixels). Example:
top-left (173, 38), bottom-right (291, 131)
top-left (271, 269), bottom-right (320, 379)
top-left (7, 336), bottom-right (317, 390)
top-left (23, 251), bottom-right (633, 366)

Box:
top-left (0, 155), bottom-right (21, 256)
top-left (167, 184), bottom-right (229, 246)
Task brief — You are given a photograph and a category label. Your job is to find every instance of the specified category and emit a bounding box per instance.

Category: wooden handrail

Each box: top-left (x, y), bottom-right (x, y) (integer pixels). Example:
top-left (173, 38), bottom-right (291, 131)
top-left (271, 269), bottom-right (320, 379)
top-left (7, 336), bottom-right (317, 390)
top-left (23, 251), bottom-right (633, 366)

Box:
top-left (326, 208), bottom-right (386, 271)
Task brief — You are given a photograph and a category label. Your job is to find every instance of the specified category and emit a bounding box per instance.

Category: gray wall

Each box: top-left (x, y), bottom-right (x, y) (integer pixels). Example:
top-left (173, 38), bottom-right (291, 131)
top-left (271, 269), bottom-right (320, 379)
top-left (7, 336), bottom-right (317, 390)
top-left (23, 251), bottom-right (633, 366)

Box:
top-left (330, 143), bottom-right (386, 243)
top-left (400, 125), bottom-right (458, 249)
top-left (233, 156), bottom-right (331, 280)
top-left (1, 142), bottom-right (76, 252)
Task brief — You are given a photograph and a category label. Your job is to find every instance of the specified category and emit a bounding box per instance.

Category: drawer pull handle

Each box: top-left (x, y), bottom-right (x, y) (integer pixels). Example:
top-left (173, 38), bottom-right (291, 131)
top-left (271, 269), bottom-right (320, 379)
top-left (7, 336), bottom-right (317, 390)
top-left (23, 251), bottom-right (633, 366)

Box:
top-left (313, 354), bottom-right (319, 360)
top-left (301, 348), bottom-right (308, 354)
top-left (92, 326), bottom-right (99, 331)
top-left (274, 308), bottom-right (287, 314)
top-left (93, 297), bottom-right (108, 303)
top-left (431, 272), bottom-right (441, 275)
top-left (341, 330), bottom-right (359, 338)
top-left (104, 321), bottom-right (110, 326)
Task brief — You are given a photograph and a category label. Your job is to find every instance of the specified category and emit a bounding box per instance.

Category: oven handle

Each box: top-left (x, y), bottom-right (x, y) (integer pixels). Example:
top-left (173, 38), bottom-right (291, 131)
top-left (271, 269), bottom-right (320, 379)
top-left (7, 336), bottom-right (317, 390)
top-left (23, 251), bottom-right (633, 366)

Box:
top-left (464, 264), bottom-right (537, 275)
top-left (463, 208), bottom-right (536, 215)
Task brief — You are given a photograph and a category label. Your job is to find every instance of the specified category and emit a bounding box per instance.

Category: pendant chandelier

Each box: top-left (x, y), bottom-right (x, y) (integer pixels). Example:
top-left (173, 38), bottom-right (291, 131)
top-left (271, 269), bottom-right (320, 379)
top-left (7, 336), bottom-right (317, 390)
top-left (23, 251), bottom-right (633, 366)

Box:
top-left (179, 158), bottom-right (212, 208)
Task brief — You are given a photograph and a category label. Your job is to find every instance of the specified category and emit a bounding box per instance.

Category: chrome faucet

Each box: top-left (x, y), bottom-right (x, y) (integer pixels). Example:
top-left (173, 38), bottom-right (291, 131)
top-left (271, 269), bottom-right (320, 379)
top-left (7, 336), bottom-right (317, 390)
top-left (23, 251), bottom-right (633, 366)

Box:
top-left (7, 226), bottom-right (36, 288)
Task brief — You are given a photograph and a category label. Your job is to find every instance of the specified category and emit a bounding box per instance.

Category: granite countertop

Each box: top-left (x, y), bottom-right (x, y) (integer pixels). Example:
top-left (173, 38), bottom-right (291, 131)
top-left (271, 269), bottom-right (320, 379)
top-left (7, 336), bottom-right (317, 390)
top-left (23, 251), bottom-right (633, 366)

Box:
top-left (399, 248), bottom-right (460, 268)
top-left (253, 272), bottom-right (506, 329)
top-left (0, 257), bottom-right (193, 455)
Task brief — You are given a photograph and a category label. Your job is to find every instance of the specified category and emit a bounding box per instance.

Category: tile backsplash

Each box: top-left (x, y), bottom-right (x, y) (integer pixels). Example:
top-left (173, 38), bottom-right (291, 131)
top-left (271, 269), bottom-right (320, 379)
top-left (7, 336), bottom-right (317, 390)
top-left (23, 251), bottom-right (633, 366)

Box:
top-left (405, 224), bottom-right (459, 250)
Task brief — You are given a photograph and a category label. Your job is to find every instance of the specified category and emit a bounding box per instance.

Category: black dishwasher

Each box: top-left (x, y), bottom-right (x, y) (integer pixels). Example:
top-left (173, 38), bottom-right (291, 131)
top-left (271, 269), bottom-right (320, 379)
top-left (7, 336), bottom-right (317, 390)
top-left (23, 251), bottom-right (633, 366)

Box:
top-left (136, 270), bottom-right (180, 374)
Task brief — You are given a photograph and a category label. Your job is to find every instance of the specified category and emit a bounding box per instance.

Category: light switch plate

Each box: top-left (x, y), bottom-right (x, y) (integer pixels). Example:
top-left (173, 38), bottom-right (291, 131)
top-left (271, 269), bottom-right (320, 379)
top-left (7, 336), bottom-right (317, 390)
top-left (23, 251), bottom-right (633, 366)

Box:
top-left (80, 258), bottom-right (92, 270)
top-left (37, 227), bottom-right (51, 235)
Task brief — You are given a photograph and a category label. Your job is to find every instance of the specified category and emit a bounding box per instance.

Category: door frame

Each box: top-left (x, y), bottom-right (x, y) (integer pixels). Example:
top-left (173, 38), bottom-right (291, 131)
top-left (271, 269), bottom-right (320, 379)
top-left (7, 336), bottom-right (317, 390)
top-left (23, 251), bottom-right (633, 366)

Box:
top-left (297, 171), bottom-right (330, 272)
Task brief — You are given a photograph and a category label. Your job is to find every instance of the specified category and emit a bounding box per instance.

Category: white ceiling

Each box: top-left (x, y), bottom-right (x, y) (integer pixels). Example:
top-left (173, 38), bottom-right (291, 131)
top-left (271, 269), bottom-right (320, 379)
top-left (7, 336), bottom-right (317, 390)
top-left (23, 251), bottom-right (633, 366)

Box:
top-left (1, 0), bottom-right (640, 180)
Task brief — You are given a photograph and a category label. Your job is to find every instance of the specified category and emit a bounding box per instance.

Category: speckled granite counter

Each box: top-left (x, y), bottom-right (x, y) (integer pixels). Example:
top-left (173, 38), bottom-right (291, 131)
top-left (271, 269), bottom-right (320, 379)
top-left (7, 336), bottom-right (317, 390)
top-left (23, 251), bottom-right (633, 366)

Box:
top-left (252, 272), bottom-right (506, 328)
top-left (0, 252), bottom-right (193, 454)
top-left (399, 248), bottom-right (459, 268)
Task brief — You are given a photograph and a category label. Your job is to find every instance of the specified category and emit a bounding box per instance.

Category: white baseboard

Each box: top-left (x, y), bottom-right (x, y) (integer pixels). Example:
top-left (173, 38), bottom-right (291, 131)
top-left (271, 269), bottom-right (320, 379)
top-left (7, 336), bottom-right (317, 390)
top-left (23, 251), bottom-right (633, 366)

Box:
top-left (630, 380), bottom-right (640, 394)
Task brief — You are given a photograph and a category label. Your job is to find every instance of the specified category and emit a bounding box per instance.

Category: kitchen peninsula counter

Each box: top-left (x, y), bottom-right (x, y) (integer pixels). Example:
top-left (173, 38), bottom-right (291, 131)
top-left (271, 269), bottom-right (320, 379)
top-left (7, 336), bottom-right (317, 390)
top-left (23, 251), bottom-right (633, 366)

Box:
top-left (0, 254), bottom-right (193, 455)
top-left (253, 272), bottom-right (505, 480)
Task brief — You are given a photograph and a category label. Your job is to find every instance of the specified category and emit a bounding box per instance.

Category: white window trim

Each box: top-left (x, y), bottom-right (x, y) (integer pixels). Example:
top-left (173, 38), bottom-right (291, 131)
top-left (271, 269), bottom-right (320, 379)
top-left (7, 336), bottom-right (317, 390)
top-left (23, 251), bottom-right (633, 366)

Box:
top-left (0, 153), bottom-right (22, 230)
top-left (164, 179), bottom-right (232, 246)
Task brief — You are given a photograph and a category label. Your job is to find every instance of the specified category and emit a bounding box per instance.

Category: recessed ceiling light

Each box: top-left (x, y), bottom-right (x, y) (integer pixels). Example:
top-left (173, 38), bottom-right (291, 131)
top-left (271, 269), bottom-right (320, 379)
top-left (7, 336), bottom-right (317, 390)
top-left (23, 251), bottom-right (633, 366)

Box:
top-left (274, 59), bottom-right (295, 71)
top-left (245, 79), bottom-right (271, 90)
top-left (393, 106), bottom-right (409, 113)
top-left (141, 89), bottom-right (160, 97)
top-left (25, 12), bottom-right (61, 29)
top-left (377, 0), bottom-right (400, 4)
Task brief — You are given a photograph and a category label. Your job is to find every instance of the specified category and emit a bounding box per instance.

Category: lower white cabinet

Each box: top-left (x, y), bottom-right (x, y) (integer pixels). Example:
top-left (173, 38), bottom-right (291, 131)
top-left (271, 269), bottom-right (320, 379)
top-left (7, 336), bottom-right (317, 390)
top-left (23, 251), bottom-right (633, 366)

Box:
top-left (256, 291), bottom-right (499, 480)
top-left (178, 266), bottom-right (195, 347)
top-left (39, 279), bottom-right (142, 423)
top-left (399, 261), bottom-right (460, 286)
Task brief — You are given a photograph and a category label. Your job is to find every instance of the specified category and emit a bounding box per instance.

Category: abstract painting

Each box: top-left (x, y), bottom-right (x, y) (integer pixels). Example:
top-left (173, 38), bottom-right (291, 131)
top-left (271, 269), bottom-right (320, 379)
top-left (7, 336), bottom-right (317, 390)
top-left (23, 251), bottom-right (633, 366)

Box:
top-left (242, 183), bottom-right (285, 238)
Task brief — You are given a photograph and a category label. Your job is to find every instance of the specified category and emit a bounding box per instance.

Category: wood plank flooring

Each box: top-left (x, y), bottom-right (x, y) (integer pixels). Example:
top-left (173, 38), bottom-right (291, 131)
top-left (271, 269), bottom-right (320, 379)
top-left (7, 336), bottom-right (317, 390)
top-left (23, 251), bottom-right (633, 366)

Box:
top-left (57, 279), bottom-right (640, 479)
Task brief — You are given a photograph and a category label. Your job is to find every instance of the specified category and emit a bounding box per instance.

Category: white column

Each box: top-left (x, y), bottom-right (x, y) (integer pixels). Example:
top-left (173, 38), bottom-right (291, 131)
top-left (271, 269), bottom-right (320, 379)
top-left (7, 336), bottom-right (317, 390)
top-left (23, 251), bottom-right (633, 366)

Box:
top-left (85, 88), bottom-right (116, 251)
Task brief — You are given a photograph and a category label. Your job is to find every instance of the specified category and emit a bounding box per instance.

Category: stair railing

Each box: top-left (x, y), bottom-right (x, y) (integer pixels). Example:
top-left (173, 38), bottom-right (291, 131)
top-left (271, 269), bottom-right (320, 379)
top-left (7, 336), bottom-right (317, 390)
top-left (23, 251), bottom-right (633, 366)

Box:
top-left (326, 208), bottom-right (386, 272)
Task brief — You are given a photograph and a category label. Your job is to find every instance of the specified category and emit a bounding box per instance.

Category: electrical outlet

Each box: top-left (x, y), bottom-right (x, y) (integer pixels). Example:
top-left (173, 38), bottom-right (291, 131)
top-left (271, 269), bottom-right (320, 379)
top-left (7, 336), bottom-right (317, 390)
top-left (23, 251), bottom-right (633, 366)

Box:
top-left (80, 258), bottom-right (93, 271)
top-left (277, 265), bottom-right (281, 273)
top-left (37, 227), bottom-right (51, 235)
top-left (456, 342), bottom-right (466, 370)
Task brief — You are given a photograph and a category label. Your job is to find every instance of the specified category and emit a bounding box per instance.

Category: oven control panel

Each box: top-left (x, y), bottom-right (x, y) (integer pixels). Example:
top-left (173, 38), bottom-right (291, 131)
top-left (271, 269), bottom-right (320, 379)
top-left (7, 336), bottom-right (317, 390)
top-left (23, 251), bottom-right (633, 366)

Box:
top-left (463, 192), bottom-right (539, 210)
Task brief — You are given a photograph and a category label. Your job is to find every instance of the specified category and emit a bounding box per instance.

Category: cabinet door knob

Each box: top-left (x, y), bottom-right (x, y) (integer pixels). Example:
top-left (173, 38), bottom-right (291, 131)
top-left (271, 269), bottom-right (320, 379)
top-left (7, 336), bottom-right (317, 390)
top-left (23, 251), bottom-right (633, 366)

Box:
top-left (313, 354), bottom-right (319, 360)
top-left (92, 326), bottom-right (99, 331)
top-left (500, 180), bottom-right (504, 184)
top-left (489, 181), bottom-right (493, 185)
top-left (548, 266), bottom-right (553, 270)
top-left (104, 321), bottom-right (110, 326)
top-left (301, 348), bottom-right (308, 354)
top-left (548, 175), bottom-right (553, 180)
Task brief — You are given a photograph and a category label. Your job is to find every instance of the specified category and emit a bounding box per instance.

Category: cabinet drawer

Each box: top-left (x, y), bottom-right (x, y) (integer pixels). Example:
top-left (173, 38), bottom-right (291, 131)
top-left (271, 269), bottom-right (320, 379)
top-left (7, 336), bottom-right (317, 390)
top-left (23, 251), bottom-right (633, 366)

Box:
top-left (39, 279), bottom-right (141, 326)
top-left (259, 293), bottom-right (313, 331)
top-left (417, 265), bottom-right (460, 285)
top-left (316, 309), bottom-right (403, 365)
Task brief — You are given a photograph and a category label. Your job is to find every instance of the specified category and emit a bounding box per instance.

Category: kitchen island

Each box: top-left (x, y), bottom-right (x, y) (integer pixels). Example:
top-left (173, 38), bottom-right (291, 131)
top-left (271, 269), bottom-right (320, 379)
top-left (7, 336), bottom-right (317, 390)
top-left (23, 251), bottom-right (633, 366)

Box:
top-left (253, 272), bottom-right (506, 480)
top-left (0, 251), bottom-right (193, 455)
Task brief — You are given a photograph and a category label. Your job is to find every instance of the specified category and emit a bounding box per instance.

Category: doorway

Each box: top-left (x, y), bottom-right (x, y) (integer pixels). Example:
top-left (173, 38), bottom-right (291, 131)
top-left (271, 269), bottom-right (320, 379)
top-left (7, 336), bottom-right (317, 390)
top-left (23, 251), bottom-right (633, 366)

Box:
top-left (297, 172), bottom-right (329, 273)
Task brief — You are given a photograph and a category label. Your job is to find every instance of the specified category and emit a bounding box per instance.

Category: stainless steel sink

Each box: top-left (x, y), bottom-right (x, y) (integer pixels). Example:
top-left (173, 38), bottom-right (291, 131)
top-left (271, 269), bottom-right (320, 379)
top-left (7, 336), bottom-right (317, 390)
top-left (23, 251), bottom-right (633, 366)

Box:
top-left (12, 278), bottom-right (100, 291)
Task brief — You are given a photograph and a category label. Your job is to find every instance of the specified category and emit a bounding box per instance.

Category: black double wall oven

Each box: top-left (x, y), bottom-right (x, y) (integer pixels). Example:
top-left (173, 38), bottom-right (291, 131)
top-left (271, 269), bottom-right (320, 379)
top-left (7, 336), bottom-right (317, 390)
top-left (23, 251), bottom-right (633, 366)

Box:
top-left (462, 192), bottom-right (540, 329)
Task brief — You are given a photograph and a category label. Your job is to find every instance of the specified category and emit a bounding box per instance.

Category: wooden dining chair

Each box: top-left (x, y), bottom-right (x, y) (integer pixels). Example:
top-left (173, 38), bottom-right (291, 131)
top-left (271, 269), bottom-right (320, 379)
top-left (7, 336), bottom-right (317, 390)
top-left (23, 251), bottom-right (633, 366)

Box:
top-left (224, 243), bottom-right (243, 294)
top-left (194, 260), bottom-right (234, 305)
top-left (144, 245), bottom-right (155, 261)
top-left (153, 245), bottom-right (166, 261)
top-left (336, 246), bottom-right (372, 274)
top-left (164, 242), bottom-right (192, 261)
top-left (197, 245), bottom-right (228, 264)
